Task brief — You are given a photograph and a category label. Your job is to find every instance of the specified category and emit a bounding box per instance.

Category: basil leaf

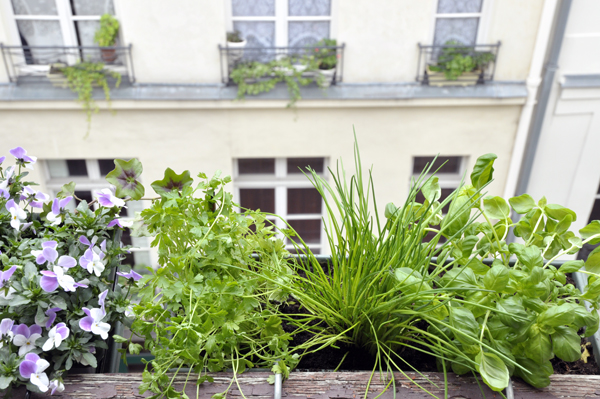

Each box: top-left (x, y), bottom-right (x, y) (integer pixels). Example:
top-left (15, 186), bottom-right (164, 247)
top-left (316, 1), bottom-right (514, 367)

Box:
top-left (551, 326), bottom-right (581, 362)
top-left (514, 357), bottom-right (553, 388)
top-left (537, 303), bottom-right (574, 327)
top-left (524, 325), bottom-right (553, 364)
top-left (509, 193), bottom-right (536, 214)
top-left (450, 307), bottom-right (480, 345)
top-left (470, 153), bottom-right (497, 189)
top-left (483, 196), bottom-right (511, 220)
top-left (476, 351), bottom-right (509, 392)
top-left (483, 264), bottom-right (509, 291)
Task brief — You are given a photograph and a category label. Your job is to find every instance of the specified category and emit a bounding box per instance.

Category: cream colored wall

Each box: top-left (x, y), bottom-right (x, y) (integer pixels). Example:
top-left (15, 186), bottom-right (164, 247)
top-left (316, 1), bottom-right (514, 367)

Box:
top-left (487, 0), bottom-right (544, 81)
top-left (0, 1), bottom-right (12, 83)
top-left (559, 0), bottom-right (600, 74)
top-left (113, 0), bottom-right (225, 83)
top-left (0, 104), bottom-right (520, 212)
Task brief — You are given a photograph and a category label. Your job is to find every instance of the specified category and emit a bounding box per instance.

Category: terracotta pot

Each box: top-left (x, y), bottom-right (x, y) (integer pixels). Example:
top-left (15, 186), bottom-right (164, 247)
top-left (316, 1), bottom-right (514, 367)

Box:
top-left (100, 47), bottom-right (118, 63)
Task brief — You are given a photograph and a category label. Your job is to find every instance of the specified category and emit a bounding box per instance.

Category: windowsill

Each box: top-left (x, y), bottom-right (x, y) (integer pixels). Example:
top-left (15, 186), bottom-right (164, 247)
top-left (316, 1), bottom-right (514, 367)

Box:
top-left (0, 79), bottom-right (527, 102)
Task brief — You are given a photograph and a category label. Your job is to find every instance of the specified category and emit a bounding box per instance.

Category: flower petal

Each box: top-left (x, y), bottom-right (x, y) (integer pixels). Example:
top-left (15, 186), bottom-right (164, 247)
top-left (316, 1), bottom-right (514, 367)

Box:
top-left (57, 255), bottom-right (76, 268)
top-left (40, 276), bottom-right (59, 292)
top-left (19, 360), bottom-right (36, 378)
top-left (79, 316), bottom-right (94, 332)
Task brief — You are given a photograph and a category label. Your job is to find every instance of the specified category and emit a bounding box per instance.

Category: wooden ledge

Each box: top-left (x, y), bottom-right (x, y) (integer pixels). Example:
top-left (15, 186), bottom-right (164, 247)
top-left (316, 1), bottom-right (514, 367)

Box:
top-left (4, 372), bottom-right (600, 399)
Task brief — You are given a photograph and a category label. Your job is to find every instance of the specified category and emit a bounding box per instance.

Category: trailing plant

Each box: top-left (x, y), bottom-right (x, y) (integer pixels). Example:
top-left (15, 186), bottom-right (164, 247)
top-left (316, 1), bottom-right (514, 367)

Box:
top-left (230, 57), bottom-right (316, 106)
top-left (0, 148), bottom-right (138, 395)
top-left (94, 14), bottom-right (120, 47)
top-left (226, 30), bottom-right (243, 43)
top-left (265, 141), bottom-right (600, 396)
top-left (60, 62), bottom-right (121, 135)
top-left (121, 168), bottom-right (305, 399)
top-left (429, 40), bottom-right (495, 80)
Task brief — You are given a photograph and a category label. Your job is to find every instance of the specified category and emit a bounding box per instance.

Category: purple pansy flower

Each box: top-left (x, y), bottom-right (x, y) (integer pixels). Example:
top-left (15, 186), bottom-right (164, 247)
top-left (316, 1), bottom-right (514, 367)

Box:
top-left (42, 322), bottom-right (69, 351)
top-left (32, 240), bottom-right (77, 268)
top-left (46, 197), bottom-right (73, 226)
top-left (0, 156), bottom-right (5, 164)
top-left (80, 247), bottom-right (106, 276)
top-left (43, 308), bottom-right (62, 329)
top-left (21, 186), bottom-right (50, 208)
top-left (0, 318), bottom-right (14, 346)
top-left (48, 379), bottom-right (65, 395)
top-left (6, 199), bottom-right (26, 230)
top-left (12, 324), bottom-right (42, 356)
top-left (117, 270), bottom-right (142, 281)
top-left (0, 165), bottom-right (15, 199)
top-left (10, 147), bottom-right (37, 170)
top-left (97, 188), bottom-right (125, 208)
top-left (79, 307), bottom-right (110, 340)
top-left (107, 217), bottom-right (133, 228)
top-left (0, 265), bottom-right (17, 288)
top-left (19, 353), bottom-right (50, 392)
top-left (40, 267), bottom-right (77, 292)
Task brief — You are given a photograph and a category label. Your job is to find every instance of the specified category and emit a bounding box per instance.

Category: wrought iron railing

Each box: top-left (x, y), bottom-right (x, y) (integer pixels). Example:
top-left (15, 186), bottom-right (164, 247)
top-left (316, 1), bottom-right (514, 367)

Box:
top-left (218, 44), bottom-right (345, 86)
top-left (416, 42), bottom-right (501, 85)
top-left (0, 44), bottom-right (135, 84)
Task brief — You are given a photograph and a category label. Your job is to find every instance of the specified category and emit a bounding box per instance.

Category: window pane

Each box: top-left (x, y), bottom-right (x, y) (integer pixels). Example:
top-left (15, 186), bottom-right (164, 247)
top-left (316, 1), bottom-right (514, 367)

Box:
top-left (99, 159), bottom-right (115, 176)
top-left (433, 17), bottom-right (479, 46)
top-left (238, 158), bottom-right (275, 174)
top-left (437, 0), bottom-right (483, 13)
top-left (67, 160), bottom-right (88, 176)
top-left (75, 20), bottom-right (102, 58)
top-left (47, 160), bottom-right (68, 178)
top-left (289, 0), bottom-right (331, 16)
top-left (75, 190), bottom-right (93, 204)
top-left (11, 0), bottom-right (57, 15)
top-left (287, 219), bottom-right (321, 243)
top-left (413, 156), bottom-right (461, 174)
top-left (71, 0), bottom-right (114, 15)
top-left (121, 227), bottom-right (133, 246)
top-left (288, 21), bottom-right (330, 47)
top-left (288, 188), bottom-right (321, 214)
top-left (287, 158), bottom-right (324, 174)
top-left (240, 188), bottom-right (275, 213)
top-left (16, 20), bottom-right (64, 64)
top-left (232, 0), bottom-right (274, 16)
top-left (233, 21), bottom-right (275, 48)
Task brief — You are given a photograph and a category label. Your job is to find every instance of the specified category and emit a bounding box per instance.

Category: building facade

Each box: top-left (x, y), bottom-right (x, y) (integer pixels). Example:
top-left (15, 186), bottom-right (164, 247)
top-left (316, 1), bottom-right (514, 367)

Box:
top-left (1, 0), bottom-right (586, 263)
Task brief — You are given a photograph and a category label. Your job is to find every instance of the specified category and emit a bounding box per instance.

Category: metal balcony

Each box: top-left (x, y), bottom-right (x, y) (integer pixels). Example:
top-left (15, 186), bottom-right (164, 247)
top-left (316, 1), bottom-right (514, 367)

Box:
top-left (0, 44), bottom-right (135, 84)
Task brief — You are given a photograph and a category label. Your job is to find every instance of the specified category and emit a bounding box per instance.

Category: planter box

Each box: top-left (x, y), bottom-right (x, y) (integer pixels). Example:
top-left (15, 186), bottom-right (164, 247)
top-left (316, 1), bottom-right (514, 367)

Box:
top-left (425, 65), bottom-right (481, 86)
top-left (5, 372), bottom-right (600, 399)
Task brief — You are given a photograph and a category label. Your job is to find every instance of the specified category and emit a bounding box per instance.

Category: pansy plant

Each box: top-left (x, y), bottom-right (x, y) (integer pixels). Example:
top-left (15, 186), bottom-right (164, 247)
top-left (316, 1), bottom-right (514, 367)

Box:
top-left (0, 148), bottom-right (136, 394)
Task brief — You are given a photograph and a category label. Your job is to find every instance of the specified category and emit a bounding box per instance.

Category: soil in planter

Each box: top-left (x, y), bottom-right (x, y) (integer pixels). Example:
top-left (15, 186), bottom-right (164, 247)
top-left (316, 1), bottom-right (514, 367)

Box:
top-left (551, 338), bottom-right (600, 375)
top-left (280, 301), bottom-right (438, 372)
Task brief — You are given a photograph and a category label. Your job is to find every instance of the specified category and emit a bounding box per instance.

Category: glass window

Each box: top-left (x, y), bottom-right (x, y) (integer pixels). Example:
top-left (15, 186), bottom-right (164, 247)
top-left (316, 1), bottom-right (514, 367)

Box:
top-left (413, 156), bottom-right (462, 175)
top-left (98, 159), bottom-right (115, 176)
top-left (288, 188), bottom-right (321, 214)
top-left (433, 0), bottom-right (483, 46)
top-left (287, 157), bottom-right (324, 174)
top-left (240, 188), bottom-right (275, 213)
top-left (238, 158), bottom-right (276, 174)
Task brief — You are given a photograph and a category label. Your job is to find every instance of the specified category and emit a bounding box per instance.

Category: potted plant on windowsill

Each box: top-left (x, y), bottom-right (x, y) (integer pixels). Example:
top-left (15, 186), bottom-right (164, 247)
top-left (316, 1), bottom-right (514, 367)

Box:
top-left (94, 14), bottom-right (120, 64)
top-left (312, 38), bottom-right (338, 88)
top-left (426, 40), bottom-right (495, 86)
top-left (226, 30), bottom-right (247, 63)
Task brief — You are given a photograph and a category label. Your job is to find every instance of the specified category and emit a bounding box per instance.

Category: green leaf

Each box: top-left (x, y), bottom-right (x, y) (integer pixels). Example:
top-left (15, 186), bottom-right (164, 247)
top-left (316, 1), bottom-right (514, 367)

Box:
top-left (483, 196), bottom-right (510, 220)
top-left (580, 220), bottom-right (600, 245)
top-left (384, 202), bottom-right (398, 218)
top-left (496, 297), bottom-right (530, 329)
top-left (441, 192), bottom-right (471, 238)
top-left (470, 153), bottom-right (497, 189)
top-left (514, 357), bottom-right (553, 388)
top-left (0, 376), bottom-right (14, 390)
top-left (544, 204), bottom-right (577, 222)
top-left (483, 264), bottom-right (509, 291)
top-left (450, 307), bottom-right (480, 345)
top-left (106, 158), bottom-right (145, 200)
top-left (113, 334), bottom-right (129, 343)
top-left (583, 278), bottom-right (600, 301)
top-left (421, 177), bottom-right (441, 203)
top-left (56, 181), bottom-right (76, 198)
top-left (538, 303), bottom-right (574, 327)
top-left (82, 351), bottom-right (98, 368)
top-left (395, 268), bottom-right (431, 294)
top-left (525, 325), bottom-right (553, 364)
top-left (49, 295), bottom-right (68, 310)
top-left (129, 343), bottom-right (143, 355)
top-left (558, 260), bottom-right (584, 274)
top-left (585, 246), bottom-right (600, 275)
top-left (476, 351), bottom-right (509, 392)
top-left (151, 168), bottom-right (194, 197)
top-left (509, 243), bottom-right (543, 270)
top-left (509, 194), bottom-right (536, 214)
top-left (551, 326), bottom-right (581, 362)
top-left (555, 214), bottom-right (572, 234)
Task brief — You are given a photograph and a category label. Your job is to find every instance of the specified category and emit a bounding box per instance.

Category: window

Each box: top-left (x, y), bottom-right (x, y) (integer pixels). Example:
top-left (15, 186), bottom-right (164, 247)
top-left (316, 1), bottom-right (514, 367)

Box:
top-left (8, 0), bottom-right (115, 63)
top-left (227, 0), bottom-right (332, 47)
top-left (433, 0), bottom-right (484, 46)
top-left (44, 159), bottom-right (153, 269)
top-left (234, 157), bottom-right (326, 254)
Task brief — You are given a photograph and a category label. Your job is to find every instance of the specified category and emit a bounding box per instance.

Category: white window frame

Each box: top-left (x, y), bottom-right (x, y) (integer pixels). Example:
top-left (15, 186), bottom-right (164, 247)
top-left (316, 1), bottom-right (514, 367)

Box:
top-left (2, 0), bottom-right (119, 70)
top-left (42, 159), bottom-right (155, 269)
top-left (224, 0), bottom-right (337, 47)
top-left (233, 157), bottom-right (328, 255)
top-left (428, 0), bottom-right (494, 45)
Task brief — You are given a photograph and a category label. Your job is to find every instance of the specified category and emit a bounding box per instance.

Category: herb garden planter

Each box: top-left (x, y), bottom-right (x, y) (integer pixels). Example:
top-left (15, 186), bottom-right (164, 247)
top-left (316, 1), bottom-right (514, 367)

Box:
top-left (317, 67), bottom-right (335, 87)
top-left (426, 65), bottom-right (481, 86)
top-left (226, 39), bottom-right (247, 63)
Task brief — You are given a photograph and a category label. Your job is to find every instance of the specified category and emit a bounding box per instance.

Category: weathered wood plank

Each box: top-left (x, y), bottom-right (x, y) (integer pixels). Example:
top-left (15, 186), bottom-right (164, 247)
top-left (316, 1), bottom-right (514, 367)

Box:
top-left (4, 372), bottom-right (600, 399)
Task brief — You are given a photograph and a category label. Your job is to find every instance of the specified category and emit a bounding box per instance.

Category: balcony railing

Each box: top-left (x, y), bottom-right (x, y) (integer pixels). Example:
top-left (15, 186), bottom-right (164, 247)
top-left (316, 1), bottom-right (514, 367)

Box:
top-left (0, 44), bottom-right (135, 84)
top-left (218, 44), bottom-right (345, 86)
top-left (416, 42), bottom-right (501, 85)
